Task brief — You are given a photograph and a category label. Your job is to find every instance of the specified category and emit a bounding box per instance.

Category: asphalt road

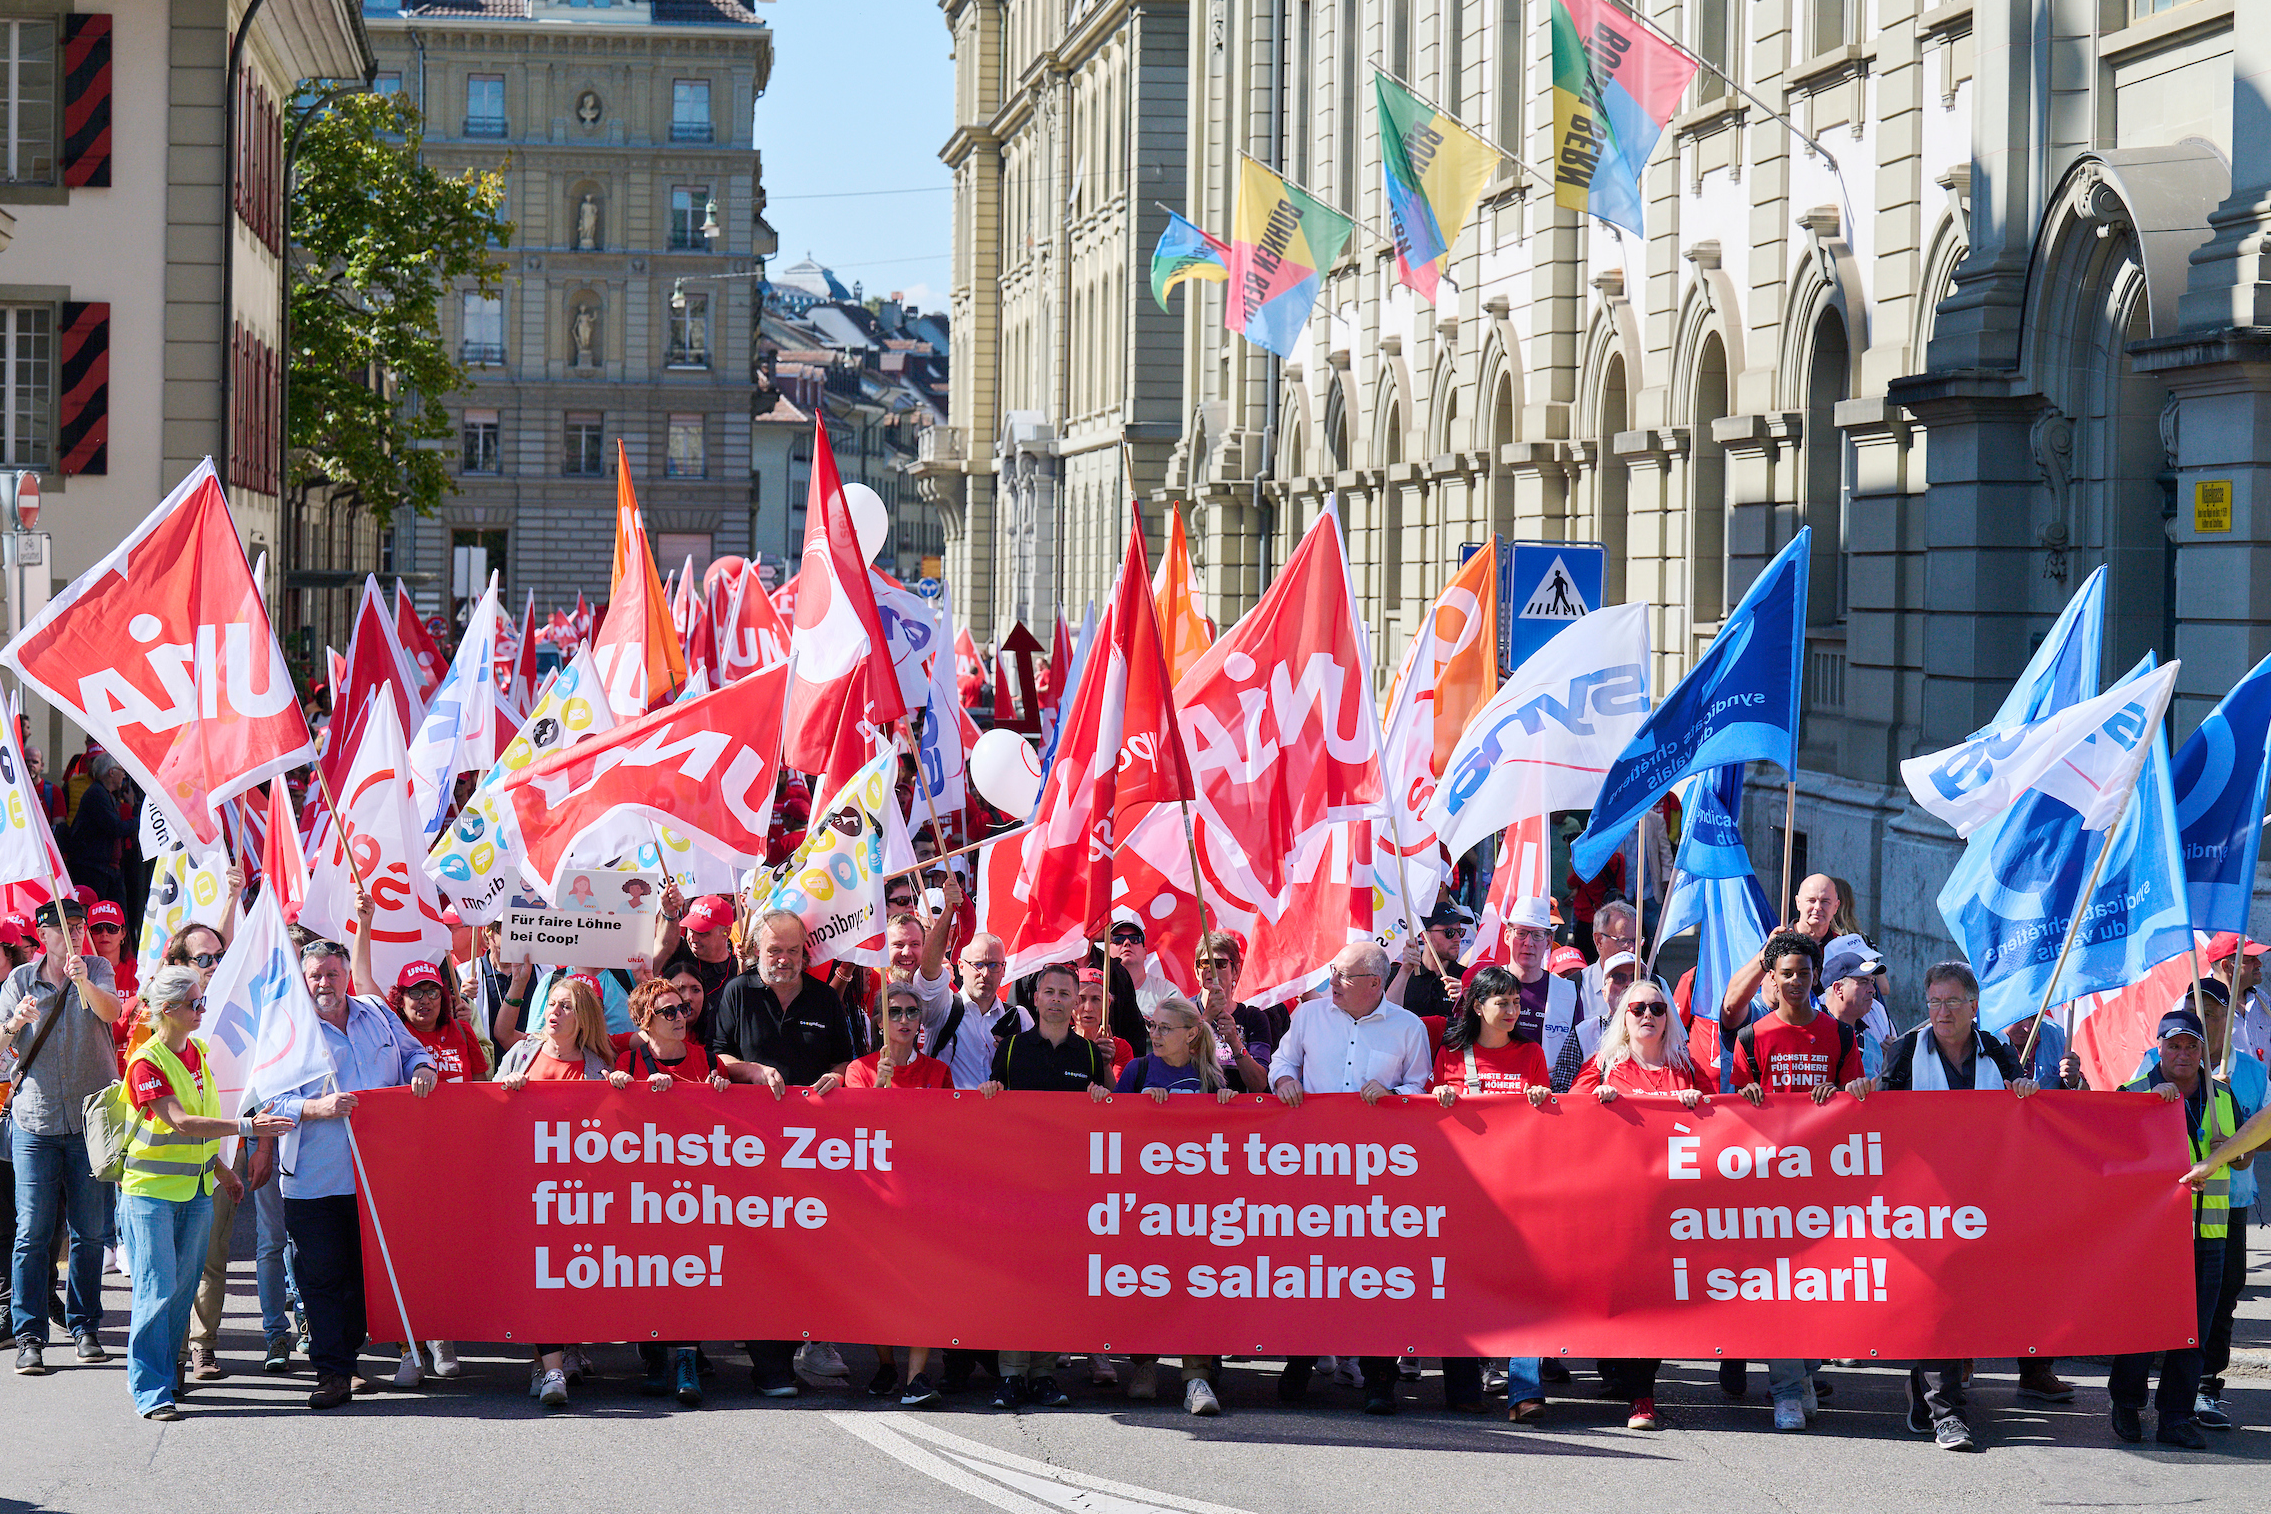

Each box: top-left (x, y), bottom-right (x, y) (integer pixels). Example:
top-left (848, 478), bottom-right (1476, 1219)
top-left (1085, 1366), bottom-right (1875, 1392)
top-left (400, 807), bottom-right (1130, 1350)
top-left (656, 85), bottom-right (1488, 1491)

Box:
top-left (9, 1219), bottom-right (2271, 1513)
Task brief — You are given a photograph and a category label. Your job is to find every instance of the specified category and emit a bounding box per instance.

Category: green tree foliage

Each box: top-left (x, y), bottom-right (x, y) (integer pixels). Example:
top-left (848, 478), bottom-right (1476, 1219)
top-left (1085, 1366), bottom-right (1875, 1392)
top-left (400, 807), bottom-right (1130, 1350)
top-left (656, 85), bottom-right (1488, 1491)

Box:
top-left (288, 92), bottom-right (510, 524)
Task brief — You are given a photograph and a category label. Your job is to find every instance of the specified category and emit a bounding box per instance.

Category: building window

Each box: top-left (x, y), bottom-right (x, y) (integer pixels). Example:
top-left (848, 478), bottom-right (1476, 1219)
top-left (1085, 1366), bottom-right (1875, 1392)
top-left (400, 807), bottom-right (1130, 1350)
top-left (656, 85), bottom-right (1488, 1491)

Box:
top-left (668, 292), bottom-right (710, 368)
top-left (378, 527), bottom-right (395, 575)
top-left (462, 408), bottom-right (501, 473)
top-left (565, 411), bottom-right (603, 475)
top-left (1811, 0), bottom-right (1848, 53)
top-left (465, 74), bottom-right (505, 137)
top-left (373, 71), bottom-right (400, 96)
top-left (0, 20), bottom-right (54, 186)
top-left (671, 79), bottom-right (712, 142)
top-left (670, 186), bottom-right (711, 250)
top-left (1694, 0), bottom-right (1733, 102)
top-left (666, 413), bottom-right (705, 478)
top-left (0, 303), bottom-right (52, 467)
top-left (461, 293), bottom-right (503, 365)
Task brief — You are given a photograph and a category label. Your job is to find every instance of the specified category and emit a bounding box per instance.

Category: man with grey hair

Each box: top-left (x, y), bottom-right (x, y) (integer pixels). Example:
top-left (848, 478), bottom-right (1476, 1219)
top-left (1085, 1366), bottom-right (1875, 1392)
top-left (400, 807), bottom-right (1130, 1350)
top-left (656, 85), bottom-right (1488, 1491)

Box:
top-left (704, 908), bottom-right (853, 1398)
top-left (63, 753), bottom-right (131, 906)
top-left (1268, 941), bottom-right (1431, 1414)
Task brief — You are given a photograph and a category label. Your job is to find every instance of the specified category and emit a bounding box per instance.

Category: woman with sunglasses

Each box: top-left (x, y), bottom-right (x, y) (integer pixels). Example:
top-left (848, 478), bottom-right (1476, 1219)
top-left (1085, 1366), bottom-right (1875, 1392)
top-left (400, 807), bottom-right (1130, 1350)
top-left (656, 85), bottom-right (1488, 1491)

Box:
top-left (843, 984), bottom-right (954, 1404)
top-left (1569, 979), bottom-right (1712, 1430)
top-left (609, 978), bottom-right (730, 1092)
top-left (117, 965), bottom-right (294, 1419)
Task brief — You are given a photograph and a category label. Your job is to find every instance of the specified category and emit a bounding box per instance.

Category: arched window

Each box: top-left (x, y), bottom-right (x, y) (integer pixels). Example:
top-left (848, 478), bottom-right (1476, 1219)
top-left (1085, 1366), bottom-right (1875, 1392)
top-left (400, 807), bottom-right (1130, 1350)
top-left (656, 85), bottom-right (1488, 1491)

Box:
top-left (1802, 311), bottom-right (1849, 624)
top-left (1691, 332), bottom-right (1729, 620)
top-left (1598, 358), bottom-right (1628, 603)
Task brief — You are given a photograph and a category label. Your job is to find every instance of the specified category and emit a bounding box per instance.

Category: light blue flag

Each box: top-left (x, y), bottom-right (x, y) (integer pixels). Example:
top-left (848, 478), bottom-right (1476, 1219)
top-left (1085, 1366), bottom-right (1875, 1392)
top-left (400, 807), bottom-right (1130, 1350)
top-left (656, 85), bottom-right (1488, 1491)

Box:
top-left (1571, 530), bottom-right (1808, 880)
top-left (2171, 650), bottom-right (2271, 936)
top-left (1940, 654), bottom-right (2193, 1033)
top-left (1656, 774), bottom-right (1775, 1083)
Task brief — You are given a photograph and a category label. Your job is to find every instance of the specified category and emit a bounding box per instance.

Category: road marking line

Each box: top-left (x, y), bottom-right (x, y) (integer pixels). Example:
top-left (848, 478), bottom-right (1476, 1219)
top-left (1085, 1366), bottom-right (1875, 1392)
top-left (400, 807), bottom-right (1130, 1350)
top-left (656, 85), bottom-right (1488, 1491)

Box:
top-left (827, 1412), bottom-right (1257, 1514)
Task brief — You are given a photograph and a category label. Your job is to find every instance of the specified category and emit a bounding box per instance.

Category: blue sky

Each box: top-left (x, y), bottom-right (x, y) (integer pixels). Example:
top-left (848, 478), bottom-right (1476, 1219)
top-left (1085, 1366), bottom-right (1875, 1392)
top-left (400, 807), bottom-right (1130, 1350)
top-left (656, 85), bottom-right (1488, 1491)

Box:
top-left (754, 0), bottom-right (954, 311)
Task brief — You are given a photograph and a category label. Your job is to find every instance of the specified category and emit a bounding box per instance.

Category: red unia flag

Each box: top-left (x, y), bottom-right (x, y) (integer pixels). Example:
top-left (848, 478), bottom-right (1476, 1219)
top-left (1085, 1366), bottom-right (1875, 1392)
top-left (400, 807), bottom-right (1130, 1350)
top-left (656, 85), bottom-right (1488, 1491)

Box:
top-left (710, 557), bottom-right (792, 684)
top-left (496, 660), bottom-right (793, 893)
top-left (592, 446), bottom-right (688, 717)
top-left (514, 591), bottom-right (540, 709)
top-left (1005, 511), bottom-right (1196, 976)
top-left (299, 697), bottom-right (452, 986)
top-left (394, 581), bottom-right (445, 702)
top-left (786, 418), bottom-right (903, 786)
top-left (260, 777), bottom-right (311, 922)
top-left (2, 460), bottom-right (314, 850)
top-left (671, 556), bottom-right (715, 685)
top-left (324, 576), bottom-right (424, 790)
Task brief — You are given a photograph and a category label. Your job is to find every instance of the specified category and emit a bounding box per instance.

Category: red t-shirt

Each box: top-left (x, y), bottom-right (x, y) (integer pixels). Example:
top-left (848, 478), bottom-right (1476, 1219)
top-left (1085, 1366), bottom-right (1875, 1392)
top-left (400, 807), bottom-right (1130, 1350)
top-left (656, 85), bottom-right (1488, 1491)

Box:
top-left (615, 1039), bottom-right (714, 1083)
top-left (1429, 1038), bottom-right (1551, 1094)
top-left (1732, 1011), bottom-right (1861, 1092)
top-left (128, 1041), bottom-right (204, 1113)
top-left (525, 1049), bottom-right (594, 1081)
top-left (1572, 1055), bottom-right (1719, 1097)
top-left (844, 1050), bottom-right (955, 1089)
top-left (409, 1020), bottom-right (487, 1082)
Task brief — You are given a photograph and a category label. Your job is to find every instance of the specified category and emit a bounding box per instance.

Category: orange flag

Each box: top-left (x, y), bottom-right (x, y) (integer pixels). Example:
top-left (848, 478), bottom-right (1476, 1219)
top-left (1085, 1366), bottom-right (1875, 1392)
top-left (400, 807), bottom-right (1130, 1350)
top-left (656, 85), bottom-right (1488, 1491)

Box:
top-left (1151, 505), bottom-right (1213, 685)
top-left (1425, 540), bottom-right (1500, 776)
top-left (592, 442), bottom-right (688, 716)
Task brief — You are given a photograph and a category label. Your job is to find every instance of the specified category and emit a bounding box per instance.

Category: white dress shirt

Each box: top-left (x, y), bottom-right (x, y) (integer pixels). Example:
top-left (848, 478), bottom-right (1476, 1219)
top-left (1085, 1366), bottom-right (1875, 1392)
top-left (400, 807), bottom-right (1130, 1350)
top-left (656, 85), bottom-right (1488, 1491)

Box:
top-left (1267, 998), bottom-right (1433, 1094)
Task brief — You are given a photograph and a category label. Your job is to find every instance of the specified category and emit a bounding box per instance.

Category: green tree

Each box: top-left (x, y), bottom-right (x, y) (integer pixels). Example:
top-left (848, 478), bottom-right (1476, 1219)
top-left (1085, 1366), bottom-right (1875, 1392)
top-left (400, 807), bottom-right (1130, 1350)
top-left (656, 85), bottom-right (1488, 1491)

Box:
top-left (288, 92), bottom-right (510, 525)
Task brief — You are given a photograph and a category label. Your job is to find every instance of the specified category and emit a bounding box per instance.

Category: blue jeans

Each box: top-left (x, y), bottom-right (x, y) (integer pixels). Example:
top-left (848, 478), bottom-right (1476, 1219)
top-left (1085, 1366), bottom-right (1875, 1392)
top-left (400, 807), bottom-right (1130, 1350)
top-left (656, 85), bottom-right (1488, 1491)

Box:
top-left (118, 1190), bottom-right (212, 1415)
top-left (1768, 1357), bottom-right (1820, 1406)
top-left (10, 1123), bottom-right (112, 1343)
top-left (254, 1176), bottom-right (299, 1340)
top-left (1506, 1357), bottom-right (1542, 1403)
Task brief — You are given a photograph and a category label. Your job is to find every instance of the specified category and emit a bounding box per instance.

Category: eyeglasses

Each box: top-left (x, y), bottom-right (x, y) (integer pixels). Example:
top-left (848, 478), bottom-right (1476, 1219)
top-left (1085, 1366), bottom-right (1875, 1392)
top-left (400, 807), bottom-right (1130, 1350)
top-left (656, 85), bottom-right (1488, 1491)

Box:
top-left (1508, 928), bottom-right (1551, 945)
top-left (1626, 1003), bottom-right (1669, 1018)
top-left (186, 952), bottom-right (221, 970)
top-left (402, 984), bottom-right (443, 999)
top-left (961, 958), bottom-right (1005, 973)
top-left (1924, 997), bottom-right (1977, 1011)
top-left (1330, 970), bottom-right (1380, 985)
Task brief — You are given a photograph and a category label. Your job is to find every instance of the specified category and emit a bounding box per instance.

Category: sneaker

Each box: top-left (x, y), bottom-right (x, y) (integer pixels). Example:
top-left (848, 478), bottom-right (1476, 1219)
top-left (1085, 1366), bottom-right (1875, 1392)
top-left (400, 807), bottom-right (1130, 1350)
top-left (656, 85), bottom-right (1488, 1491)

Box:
top-left (752, 1366), bottom-right (800, 1398)
top-left (15, 1341), bottom-right (45, 1375)
top-left (1128, 1360), bottom-right (1160, 1400)
top-left (1482, 1363), bottom-right (1508, 1395)
top-left (562, 1346), bottom-right (592, 1384)
top-left (799, 1341), bottom-right (849, 1379)
top-left (263, 1337), bottom-right (293, 1375)
top-left (1185, 1377), bottom-right (1221, 1416)
top-left (1029, 1374), bottom-right (1069, 1407)
top-left (2156, 1418), bottom-right (2209, 1451)
top-left (1089, 1353), bottom-right (1117, 1386)
top-left (2017, 1366), bottom-right (2076, 1403)
top-left (428, 1342), bottom-right (460, 1380)
top-left (103, 1248), bottom-right (123, 1276)
top-left (79, 1332), bottom-right (112, 1365)
top-left (1332, 1357), bottom-right (1360, 1388)
top-left (539, 1368), bottom-right (569, 1408)
top-left (867, 1362), bottom-right (899, 1397)
top-left (1774, 1399), bottom-right (1807, 1432)
top-left (1627, 1397), bottom-right (1659, 1431)
top-left (992, 1374), bottom-right (1027, 1410)
top-left (1935, 1416), bottom-right (1977, 1451)
top-left (2110, 1402), bottom-right (2143, 1443)
top-left (2195, 1393), bottom-right (2233, 1431)
top-left (1398, 1355), bottom-right (1422, 1382)
top-left (142, 1403), bottom-right (183, 1422)
top-left (900, 1371), bottom-right (942, 1407)
top-left (674, 1350), bottom-right (703, 1408)
top-left (391, 1347), bottom-right (422, 1389)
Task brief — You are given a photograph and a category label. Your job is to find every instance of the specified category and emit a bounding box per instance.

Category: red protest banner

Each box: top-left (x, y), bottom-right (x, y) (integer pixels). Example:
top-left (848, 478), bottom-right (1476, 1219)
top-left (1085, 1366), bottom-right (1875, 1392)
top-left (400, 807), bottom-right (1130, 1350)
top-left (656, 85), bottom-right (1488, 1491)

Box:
top-left (353, 1087), bottom-right (2193, 1359)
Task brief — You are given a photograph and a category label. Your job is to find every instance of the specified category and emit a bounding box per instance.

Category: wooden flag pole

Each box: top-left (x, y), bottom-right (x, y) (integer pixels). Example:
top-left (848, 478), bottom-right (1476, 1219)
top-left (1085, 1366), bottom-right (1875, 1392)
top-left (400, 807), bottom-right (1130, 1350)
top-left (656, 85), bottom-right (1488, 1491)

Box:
top-left (881, 821), bottom-right (1034, 882)
top-left (2018, 820), bottom-right (2123, 1069)
top-left (1777, 779), bottom-right (1798, 926)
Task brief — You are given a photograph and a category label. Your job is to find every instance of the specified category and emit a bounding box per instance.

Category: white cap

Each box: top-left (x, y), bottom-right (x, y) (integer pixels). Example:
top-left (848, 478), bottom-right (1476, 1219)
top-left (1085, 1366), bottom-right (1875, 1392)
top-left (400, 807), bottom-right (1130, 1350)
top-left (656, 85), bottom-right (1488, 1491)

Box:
top-left (1506, 896), bottom-right (1553, 931)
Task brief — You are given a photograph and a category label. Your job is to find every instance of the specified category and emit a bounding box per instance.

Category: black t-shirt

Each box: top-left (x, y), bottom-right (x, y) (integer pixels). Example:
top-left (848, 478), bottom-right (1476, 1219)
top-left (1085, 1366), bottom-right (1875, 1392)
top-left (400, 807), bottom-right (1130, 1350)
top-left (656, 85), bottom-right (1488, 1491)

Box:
top-left (705, 971), bottom-right (855, 1088)
top-left (989, 1028), bottom-right (1113, 1092)
top-left (1395, 965), bottom-right (1453, 1022)
top-left (1877, 1026), bottom-right (2026, 1091)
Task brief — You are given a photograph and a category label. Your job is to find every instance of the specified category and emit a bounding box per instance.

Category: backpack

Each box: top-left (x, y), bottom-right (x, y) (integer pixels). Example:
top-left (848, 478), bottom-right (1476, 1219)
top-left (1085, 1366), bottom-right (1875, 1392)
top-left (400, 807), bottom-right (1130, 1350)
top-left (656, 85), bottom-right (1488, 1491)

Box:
top-left (82, 1079), bottom-right (134, 1183)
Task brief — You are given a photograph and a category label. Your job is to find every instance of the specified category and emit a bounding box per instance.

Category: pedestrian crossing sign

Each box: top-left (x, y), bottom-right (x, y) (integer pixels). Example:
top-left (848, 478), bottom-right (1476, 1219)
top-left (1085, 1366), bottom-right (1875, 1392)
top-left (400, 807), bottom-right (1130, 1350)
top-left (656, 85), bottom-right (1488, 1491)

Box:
top-left (1499, 541), bottom-right (1607, 673)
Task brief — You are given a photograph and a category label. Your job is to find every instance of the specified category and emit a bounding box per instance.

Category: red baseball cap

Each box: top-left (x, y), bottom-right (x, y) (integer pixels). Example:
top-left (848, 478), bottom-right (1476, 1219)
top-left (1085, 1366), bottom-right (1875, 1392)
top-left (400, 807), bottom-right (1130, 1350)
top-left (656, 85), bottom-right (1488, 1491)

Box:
top-left (1076, 967), bottom-right (1105, 985)
top-left (72, 886), bottom-right (97, 909)
top-left (0, 919), bottom-right (22, 946)
top-left (88, 901), bottom-right (124, 929)
top-left (566, 972), bottom-right (603, 998)
top-left (5, 912), bottom-right (32, 937)
top-left (1547, 945), bottom-right (1588, 975)
top-left (683, 895), bottom-right (734, 934)
top-left (2204, 932), bottom-right (2270, 965)
top-left (395, 961), bottom-right (446, 990)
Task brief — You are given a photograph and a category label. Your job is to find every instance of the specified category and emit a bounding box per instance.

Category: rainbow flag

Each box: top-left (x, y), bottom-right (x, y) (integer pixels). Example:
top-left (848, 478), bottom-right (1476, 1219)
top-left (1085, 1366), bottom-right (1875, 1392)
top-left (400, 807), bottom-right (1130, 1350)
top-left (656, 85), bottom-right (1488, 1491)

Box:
top-left (1550, 0), bottom-right (1696, 235)
top-left (1224, 158), bottom-right (1354, 359)
top-left (1150, 211), bottom-right (1231, 310)
top-left (1375, 72), bottom-right (1501, 302)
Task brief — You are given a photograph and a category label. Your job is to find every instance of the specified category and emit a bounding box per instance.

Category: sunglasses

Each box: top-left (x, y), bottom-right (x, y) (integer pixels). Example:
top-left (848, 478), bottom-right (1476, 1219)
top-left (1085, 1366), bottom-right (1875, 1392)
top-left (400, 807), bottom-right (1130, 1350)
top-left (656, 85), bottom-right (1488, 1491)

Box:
top-left (1206, 955), bottom-right (1236, 970)
top-left (1626, 1003), bottom-right (1669, 1018)
top-left (89, 924), bottom-right (122, 936)
top-left (1109, 931), bottom-right (1144, 944)
top-left (885, 1006), bottom-right (923, 1022)
top-left (651, 1001), bottom-right (693, 1019)
top-left (186, 952), bottom-right (221, 970)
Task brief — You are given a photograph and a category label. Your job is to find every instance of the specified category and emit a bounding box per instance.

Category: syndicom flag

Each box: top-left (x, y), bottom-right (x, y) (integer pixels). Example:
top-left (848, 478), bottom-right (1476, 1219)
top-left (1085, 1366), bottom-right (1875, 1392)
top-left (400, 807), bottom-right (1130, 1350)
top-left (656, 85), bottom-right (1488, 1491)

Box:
top-left (1550, 0), bottom-right (1696, 235)
top-left (1224, 158), bottom-right (1354, 358)
top-left (1375, 71), bottom-right (1502, 300)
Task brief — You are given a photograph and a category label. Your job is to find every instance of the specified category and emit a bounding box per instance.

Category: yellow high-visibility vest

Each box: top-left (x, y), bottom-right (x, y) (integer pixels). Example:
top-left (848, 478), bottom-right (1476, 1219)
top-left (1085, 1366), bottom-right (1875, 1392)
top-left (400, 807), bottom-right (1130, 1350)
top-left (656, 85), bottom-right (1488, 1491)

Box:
top-left (120, 1037), bottom-right (219, 1202)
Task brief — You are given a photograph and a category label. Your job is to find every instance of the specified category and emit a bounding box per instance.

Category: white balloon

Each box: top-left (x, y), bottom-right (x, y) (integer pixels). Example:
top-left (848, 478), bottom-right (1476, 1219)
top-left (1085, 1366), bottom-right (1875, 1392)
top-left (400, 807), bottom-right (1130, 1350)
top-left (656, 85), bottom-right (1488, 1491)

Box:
top-left (843, 481), bottom-right (890, 564)
top-left (970, 727), bottom-right (1043, 816)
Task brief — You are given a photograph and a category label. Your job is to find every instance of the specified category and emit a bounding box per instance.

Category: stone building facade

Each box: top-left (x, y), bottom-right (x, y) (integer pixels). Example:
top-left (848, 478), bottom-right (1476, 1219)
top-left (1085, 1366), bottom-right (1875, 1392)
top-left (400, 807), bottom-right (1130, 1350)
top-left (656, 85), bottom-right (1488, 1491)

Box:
top-left (944, 0), bottom-right (2271, 992)
top-left (362, 0), bottom-right (771, 622)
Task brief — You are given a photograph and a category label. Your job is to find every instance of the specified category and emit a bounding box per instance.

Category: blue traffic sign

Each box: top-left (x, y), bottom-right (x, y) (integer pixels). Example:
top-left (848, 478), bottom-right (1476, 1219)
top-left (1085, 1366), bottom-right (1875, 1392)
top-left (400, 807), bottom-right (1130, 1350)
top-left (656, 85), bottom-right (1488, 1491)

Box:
top-left (1499, 540), bottom-right (1607, 674)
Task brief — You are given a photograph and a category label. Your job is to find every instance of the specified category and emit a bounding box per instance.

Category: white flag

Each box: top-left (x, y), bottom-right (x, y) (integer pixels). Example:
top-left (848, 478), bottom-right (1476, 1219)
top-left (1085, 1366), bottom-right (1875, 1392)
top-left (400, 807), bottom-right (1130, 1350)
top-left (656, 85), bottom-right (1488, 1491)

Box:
top-left (1901, 660), bottom-right (2179, 838)
top-left (1423, 602), bottom-right (1652, 859)
top-left (207, 890), bottom-right (336, 1163)
top-left (0, 701), bottom-right (69, 894)
top-left (760, 746), bottom-right (915, 969)
top-left (301, 697), bottom-right (452, 985)
top-left (407, 576), bottom-right (503, 838)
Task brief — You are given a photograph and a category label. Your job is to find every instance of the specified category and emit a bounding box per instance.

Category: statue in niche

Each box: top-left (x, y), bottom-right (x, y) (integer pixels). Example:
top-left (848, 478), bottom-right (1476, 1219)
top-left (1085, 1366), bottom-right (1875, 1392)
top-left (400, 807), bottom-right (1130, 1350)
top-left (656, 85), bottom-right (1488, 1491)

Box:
top-left (576, 192), bottom-right (600, 251)
top-left (571, 303), bottom-right (598, 366)
top-left (576, 90), bottom-right (602, 126)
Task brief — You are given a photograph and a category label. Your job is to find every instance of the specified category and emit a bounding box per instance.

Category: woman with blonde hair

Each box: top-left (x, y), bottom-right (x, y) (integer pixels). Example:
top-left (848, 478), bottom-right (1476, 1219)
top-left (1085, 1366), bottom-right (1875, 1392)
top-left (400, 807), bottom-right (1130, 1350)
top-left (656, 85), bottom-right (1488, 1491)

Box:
top-left (1113, 997), bottom-right (1238, 1415)
top-left (495, 973), bottom-right (610, 1406)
